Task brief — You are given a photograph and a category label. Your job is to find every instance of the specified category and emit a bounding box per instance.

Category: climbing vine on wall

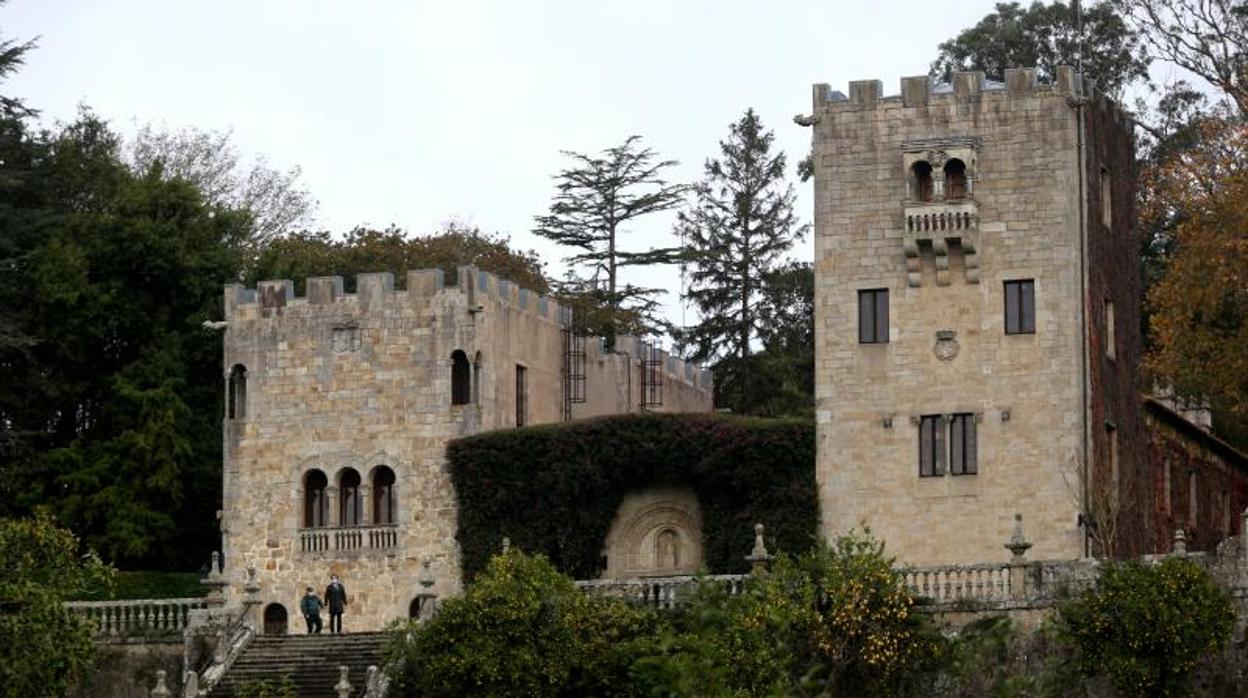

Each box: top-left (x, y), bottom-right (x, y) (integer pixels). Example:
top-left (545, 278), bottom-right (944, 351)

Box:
top-left (448, 413), bottom-right (818, 581)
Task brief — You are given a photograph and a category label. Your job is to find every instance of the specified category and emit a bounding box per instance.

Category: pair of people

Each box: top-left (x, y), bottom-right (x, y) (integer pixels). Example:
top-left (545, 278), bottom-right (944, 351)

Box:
top-left (301, 575), bottom-right (348, 634)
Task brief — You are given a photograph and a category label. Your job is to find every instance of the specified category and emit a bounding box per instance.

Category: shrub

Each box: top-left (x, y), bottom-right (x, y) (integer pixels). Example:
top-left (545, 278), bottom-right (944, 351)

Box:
top-left (448, 412), bottom-right (817, 581)
top-left (384, 549), bottom-right (661, 698)
top-left (234, 675), bottom-right (297, 698)
top-left (1059, 557), bottom-right (1235, 696)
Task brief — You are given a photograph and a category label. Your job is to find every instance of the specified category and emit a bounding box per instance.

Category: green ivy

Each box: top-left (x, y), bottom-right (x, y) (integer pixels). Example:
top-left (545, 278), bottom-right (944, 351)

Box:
top-left (447, 413), bottom-right (818, 581)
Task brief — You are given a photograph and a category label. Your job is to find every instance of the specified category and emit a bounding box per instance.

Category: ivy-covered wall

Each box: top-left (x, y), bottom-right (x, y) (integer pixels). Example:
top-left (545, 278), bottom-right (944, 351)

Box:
top-left (448, 413), bottom-right (818, 581)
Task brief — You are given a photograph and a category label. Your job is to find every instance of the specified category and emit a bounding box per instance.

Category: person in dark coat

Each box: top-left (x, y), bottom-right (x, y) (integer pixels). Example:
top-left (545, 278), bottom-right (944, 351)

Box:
top-left (324, 574), bottom-right (347, 633)
top-left (300, 586), bottom-right (323, 634)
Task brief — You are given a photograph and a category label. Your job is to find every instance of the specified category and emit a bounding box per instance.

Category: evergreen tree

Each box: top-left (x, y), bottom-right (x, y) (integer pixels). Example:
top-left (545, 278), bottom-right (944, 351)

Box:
top-left (675, 110), bottom-right (808, 410)
top-left (533, 136), bottom-right (686, 348)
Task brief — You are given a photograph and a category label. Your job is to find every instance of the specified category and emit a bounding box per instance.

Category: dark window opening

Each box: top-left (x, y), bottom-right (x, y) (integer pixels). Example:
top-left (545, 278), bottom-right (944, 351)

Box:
top-left (372, 466), bottom-right (396, 525)
top-left (950, 413), bottom-right (978, 475)
top-left (944, 159), bottom-right (968, 199)
top-left (304, 469), bottom-right (329, 528)
top-left (339, 468), bottom-right (362, 527)
top-left (228, 364), bottom-right (247, 419)
top-left (858, 289), bottom-right (889, 344)
top-left (515, 365), bottom-right (528, 427)
top-left (919, 415), bottom-right (945, 477)
top-left (451, 350), bottom-right (471, 405)
top-left (912, 161), bottom-right (934, 202)
top-left (1004, 280), bottom-right (1035, 335)
top-left (263, 603), bottom-right (288, 635)
top-left (408, 597), bottom-right (424, 619)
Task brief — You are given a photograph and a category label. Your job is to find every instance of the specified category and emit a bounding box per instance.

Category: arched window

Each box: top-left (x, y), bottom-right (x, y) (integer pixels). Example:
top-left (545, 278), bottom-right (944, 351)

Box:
top-left (263, 603), bottom-right (288, 635)
top-left (451, 350), bottom-right (471, 405)
top-left (227, 364), bottom-right (247, 420)
top-left (304, 470), bottom-right (329, 528)
top-left (408, 596), bottom-right (424, 619)
top-left (339, 468), bottom-right (362, 527)
top-left (372, 466), bottom-right (396, 525)
top-left (944, 159), bottom-right (967, 199)
top-left (911, 161), bottom-right (934, 202)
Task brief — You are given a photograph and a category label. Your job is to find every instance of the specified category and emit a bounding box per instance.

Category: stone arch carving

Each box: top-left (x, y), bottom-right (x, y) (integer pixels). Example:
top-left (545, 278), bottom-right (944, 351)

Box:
top-left (601, 488), bottom-right (703, 578)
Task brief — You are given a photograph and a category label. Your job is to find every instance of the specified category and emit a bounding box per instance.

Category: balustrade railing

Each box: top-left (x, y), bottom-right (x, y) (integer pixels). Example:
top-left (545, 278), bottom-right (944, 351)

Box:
top-left (903, 563), bottom-right (1011, 604)
top-left (66, 597), bottom-right (209, 638)
top-left (299, 524), bottom-right (398, 554)
top-left (904, 201), bottom-right (978, 235)
top-left (575, 574), bottom-right (746, 610)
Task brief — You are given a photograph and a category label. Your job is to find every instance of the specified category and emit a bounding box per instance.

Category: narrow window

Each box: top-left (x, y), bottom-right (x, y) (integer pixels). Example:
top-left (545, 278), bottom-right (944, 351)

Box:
top-left (1105, 300), bottom-right (1116, 359)
top-left (451, 350), bottom-right (471, 405)
top-left (1004, 280), bottom-right (1035, 335)
top-left (372, 466), bottom-right (396, 526)
top-left (919, 415), bottom-right (946, 477)
top-left (858, 289), bottom-right (889, 344)
top-left (228, 364), bottom-right (248, 419)
top-left (1223, 489), bottom-right (1231, 536)
top-left (911, 161), bottom-right (934, 202)
top-left (304, 469), bottom-right (329, 528)
top-left (1189, 471), bottom-right (1198, 527)
top-left (339, 468), bottom-right (362, 527)
top-left (515, 364), bottom-right (528, 427)
top-left (1107, 424), bottom-right (1119, 509)
top-left (950, 413), bottom-right (978, 475)
top-left (944, 159), bottom-right (968, 200)
top-left (1163, 458), bottom-right (1172, 514)
top-left (1100, 167), bottom-right (1112, 228)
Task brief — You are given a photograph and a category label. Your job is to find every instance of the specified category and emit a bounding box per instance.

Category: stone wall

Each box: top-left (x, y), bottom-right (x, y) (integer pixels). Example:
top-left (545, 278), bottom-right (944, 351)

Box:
top-left (808, 68), bottom-right (1131, 565)
top-left (220, 267), bottom-right (711, 631)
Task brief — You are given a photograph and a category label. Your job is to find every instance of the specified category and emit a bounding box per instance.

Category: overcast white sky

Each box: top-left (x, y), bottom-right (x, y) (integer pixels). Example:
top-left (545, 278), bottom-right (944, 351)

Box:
top-left (6, 0), bottom-right (1008, 338)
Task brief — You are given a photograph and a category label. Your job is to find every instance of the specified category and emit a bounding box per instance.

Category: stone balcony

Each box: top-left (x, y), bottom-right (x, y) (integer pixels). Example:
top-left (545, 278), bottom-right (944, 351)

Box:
top-left (298, 524), bottom-right (399, 556)
top-left (902, 199), bottom-right (980, 287)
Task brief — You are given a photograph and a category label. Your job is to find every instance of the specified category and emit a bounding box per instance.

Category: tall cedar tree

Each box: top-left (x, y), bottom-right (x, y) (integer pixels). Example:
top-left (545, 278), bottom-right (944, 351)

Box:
top-left (676, 110), bottom-right (808, 411)
top-left (533, 136), bottom-right (686, 348)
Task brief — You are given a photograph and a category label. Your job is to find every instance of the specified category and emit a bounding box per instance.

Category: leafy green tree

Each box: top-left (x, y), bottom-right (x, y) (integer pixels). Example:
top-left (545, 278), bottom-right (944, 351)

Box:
top-left (1059, 557), bottom-right (1235, 695)
top-left (249, 224), bottom-right (550, 294)
top-left (0, 110), bottom-right (243, 568)
top-left (0, 512), bottom-right (115, 697)
top-left (0, 0), bottom-right (36, 118)
top-left (533, 136), bottom-right (687, 347)
top-left (675, 110), bottom-right (807, 412)
top-left (931, 1), bottom-right (1149, 97)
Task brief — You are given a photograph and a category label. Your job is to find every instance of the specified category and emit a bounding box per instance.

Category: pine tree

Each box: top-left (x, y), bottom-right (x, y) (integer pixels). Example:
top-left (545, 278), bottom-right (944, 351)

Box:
top-left (533, 136), bottom-right (686, 348)
top-left (676, 110), bottom-right (808, 410)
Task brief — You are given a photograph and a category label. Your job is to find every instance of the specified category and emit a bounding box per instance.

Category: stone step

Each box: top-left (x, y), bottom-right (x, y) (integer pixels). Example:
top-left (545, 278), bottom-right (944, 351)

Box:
top-left (206, 632), bottom-right (386, 698)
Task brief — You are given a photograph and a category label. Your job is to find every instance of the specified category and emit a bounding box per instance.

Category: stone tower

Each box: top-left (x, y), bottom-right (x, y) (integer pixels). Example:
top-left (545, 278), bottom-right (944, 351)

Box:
top-left (219, 268), bottom-right (711, 630)
top-left (807, 68), bottom-right (1144, 565)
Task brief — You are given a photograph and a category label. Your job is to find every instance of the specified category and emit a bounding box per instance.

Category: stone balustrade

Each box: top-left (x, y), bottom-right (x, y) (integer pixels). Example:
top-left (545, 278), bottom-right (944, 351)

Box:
top-left (904, 200), bottom-right (978, 234)
top-left (575, 574), bottom-right (747, 610)
top-left (903, 562), bottom-right (1011, 604)
top-left (66, 597), bottom-right (209, 639)
top-left (299, 524), bottom-right (399, 554)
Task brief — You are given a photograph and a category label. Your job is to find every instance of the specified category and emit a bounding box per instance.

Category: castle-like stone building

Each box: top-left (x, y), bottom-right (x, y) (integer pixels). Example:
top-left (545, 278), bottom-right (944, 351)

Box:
top-left (219, 268), bottom-right (711, 630)
top-left (808, 67), bottom-right (1147, 564)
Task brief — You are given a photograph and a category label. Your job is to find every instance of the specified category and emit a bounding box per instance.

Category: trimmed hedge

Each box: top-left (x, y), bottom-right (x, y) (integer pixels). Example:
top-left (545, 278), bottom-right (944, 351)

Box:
top-left (448, 412), bottom-right (818, 581)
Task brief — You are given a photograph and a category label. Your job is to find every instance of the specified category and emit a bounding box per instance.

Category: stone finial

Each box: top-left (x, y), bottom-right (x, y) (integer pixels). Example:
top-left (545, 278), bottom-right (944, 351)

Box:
top-left (151, 670), bottom-right (171, 698)
top-left (182, 671), bottom-right (198, 698)
top-left (1005, 513), bottom-right (1032, 560)
top-left (501, 537), bottom-right (511, 555)
top-left (745, 523), bottom-right (775, 575)
top-left (335, 666), bottom-right (353, 698)
top-left (1173, 528), bottom-right (1188, 556)
top-left (209, 552), bottom-right (222, 578)
top-left (244, 566), bottom-right (260, 595)
top-left (365, 665), bottom-right (383, 697)
top-left (419, 558), bottom-right (435, 589)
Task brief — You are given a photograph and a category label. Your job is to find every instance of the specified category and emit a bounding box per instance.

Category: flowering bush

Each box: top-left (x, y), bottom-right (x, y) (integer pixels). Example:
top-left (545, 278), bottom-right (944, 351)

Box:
top-left (1059, 557), bottom-right (1235, 696)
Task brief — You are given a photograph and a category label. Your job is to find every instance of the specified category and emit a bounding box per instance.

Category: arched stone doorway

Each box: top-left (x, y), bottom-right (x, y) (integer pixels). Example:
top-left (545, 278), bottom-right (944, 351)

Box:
top-left (263, 602), bottom-right (288, 635)
top-left (600, 487), bottom-right (703, 578)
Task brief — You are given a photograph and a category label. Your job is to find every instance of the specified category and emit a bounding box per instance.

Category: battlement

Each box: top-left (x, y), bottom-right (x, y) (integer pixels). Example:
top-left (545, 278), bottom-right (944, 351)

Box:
top-left (810, 66), bottom-right (1129, 124)
top-left (605, 335), bottom-right (715, 392)
top-left (224, 265), bottom-right (564, 327)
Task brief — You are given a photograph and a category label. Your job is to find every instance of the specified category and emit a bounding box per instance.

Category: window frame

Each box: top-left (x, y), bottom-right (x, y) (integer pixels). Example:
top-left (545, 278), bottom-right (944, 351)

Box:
top-left (918, 414), bottom-right (945, 477)
top-left (949, 413), bottom-right (978, 475)
top-left (858, 288), bottom-right (889, 344)
top-left (1004, 279), bottom-right (1036, 335)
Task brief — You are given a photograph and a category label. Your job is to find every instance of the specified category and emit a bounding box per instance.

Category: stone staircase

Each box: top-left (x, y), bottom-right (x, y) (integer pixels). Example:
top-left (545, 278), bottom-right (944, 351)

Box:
top-left (207, 632), bottom-right (386, 697)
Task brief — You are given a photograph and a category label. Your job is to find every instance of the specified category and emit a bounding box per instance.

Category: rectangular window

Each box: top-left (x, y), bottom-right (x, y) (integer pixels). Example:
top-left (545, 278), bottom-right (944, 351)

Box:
top-left (1101, 168), bottom-right (1112, 228)
top-left (1163, 459), bottom-right (1172, 514)
top-left (1004, 280), bottom-right (1035, 334)
top-left (949, 413), bottom-right (978, 475)
top-left (858, 289), bottom-right (889, 344)
top-left (1189, 471), bottom-right (1198, 527)
top-left (1107, 424), bottom-right (1120, 509)
top-left (1105, 300), bottom-right (1116, 359)
top-left (515, 365), bottom-right (528, 427)
top-left (919, 415), bottom-right (945, 477)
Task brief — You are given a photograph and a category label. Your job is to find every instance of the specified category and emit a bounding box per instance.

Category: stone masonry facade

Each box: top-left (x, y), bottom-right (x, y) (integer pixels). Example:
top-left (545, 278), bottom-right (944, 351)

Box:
top-left (809, 67), bottom-right (1141, 565)
top-left (220, 267), bottom-right (712, 630)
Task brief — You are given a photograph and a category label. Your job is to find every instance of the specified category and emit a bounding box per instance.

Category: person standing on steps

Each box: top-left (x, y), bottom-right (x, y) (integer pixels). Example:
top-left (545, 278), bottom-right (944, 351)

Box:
top-left (325, 574), bottom-right (348, 634)
top-left (300, 586), bottom-right (323, 634)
